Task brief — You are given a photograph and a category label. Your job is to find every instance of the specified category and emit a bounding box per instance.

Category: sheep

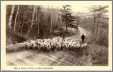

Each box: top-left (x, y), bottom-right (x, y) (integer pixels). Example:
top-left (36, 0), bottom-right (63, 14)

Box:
top-left (21, 36), bottom-right (87, 51)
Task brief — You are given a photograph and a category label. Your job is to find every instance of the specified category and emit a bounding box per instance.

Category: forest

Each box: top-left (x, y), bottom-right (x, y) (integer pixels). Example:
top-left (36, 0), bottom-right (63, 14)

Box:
top-left (6, 5), bottom-right (108, 66)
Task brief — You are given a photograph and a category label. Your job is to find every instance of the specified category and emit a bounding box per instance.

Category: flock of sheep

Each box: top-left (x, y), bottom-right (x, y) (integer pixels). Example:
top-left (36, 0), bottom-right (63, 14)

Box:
top-left (7, 36), bottom-right (88, 52)
top-left (22, 36), bottom-right (88, 51)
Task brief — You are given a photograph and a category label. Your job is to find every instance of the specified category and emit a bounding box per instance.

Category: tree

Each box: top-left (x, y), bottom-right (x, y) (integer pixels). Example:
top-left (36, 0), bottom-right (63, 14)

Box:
top-left (27, 6), bottom-right (36, 36)
top-left (8, 5), bottom-right (15, 30)
top-left (37, 6), bottom-right (41, 38)
top-left (61, 5), bottom-right (75, 31)
top-left (90, 5), bottom-right (108, 45)
top-left (13, 5), bottom-right (20, 32)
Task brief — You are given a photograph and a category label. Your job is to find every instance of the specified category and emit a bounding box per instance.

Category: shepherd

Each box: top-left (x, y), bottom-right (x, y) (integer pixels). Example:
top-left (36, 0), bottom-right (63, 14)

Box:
top-left (81, 34), bottom-right (86, 43)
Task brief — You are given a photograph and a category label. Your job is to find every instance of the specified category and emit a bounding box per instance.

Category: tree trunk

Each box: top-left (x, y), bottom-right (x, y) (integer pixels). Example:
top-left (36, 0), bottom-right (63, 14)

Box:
top-left (50, 13), bottom-right (53, 33)
top-left (66, 23), bottom-right (68, 31)
top-left (14, 5), bottom-right (20, 32)
top-left (8, 5), bottom-right (15, 29)
top-left (93, 14), bottom-right (97, 41)
top-left (37, 7), bottom-right (40, 38)
top-left (20, 6), bottom-right (24, 35)
top-left (27, 6), bottom-right (36, 36)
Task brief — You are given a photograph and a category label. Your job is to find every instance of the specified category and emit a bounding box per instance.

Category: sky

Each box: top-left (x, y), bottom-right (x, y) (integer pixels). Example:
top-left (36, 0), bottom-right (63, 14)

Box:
top-left (39, 1), bottom-right (111, 13)
top-left (4, 1), bottom-right (111, 13)
top-left (43, 5), bottom-right (90, 13)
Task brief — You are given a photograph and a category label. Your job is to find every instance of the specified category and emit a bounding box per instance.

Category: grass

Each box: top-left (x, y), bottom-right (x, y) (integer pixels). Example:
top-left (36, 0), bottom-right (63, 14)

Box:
top-left (88, 43), bottom-right (108, 65)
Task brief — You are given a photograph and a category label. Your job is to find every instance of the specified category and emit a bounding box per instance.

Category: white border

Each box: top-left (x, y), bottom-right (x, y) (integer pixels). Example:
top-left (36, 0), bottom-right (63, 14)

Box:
top-left (1, 1), bottom-right (112, 71)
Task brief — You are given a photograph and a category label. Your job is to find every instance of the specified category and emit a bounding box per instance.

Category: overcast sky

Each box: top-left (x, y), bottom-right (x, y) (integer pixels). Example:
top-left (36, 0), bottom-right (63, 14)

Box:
top-left (39, 1), bottom-right (111, 13)
top-left (5, 1), bottom-right (111, 13)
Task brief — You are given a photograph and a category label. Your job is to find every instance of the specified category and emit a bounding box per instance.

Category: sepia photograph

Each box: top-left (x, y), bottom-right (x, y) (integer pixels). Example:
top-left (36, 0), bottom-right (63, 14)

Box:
top-left (1, 1), bottom-right (112, 71)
